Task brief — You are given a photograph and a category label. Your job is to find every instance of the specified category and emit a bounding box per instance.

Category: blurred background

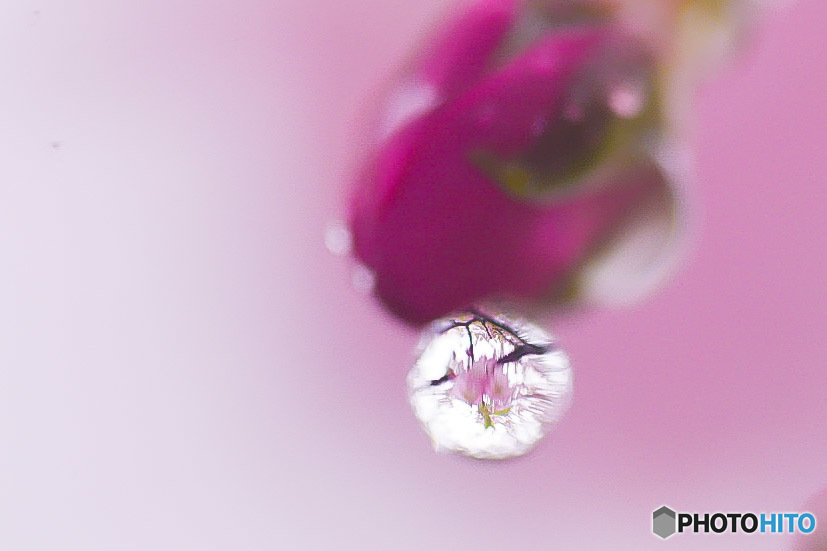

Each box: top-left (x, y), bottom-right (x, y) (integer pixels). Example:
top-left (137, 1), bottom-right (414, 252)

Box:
top-left (0, 1), bottom-right (824, 549)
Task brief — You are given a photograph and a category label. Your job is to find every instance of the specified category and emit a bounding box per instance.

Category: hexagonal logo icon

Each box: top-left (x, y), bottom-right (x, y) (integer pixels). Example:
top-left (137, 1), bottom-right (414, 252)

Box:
top-left (653, 506), bottom-right (677, 539)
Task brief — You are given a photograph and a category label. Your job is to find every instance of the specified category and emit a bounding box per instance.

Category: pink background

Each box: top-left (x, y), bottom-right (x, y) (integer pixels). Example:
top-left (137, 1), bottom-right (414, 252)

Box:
top-left (0, 1), bottom-right (824, 549)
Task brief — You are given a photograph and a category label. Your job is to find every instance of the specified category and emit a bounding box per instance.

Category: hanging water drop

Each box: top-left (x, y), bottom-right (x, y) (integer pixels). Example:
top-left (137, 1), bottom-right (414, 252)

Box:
top-left (407, 311), bottom-right (573, 459)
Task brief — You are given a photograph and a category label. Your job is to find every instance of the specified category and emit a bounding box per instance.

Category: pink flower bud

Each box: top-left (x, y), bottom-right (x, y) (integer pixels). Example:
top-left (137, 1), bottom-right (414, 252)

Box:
top-left (349, 0), bottom-right (685, 325)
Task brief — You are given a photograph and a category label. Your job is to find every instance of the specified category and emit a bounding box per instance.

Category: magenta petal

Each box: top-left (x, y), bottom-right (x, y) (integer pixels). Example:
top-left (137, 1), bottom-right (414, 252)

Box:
top-left (417, 0), bottom-right (519, 98)
top-left (428, 28), bottom-right (609, 158)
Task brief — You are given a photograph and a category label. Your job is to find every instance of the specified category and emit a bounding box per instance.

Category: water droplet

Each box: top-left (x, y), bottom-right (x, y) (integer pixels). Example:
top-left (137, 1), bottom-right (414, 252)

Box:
top-left (325, 221), bottom-right (353, 256)
top-left (407, 311), bottom-right (573, 459)
top-left (608, 83), bottom-right (645, 119)
top-left (351, 264), bottom-right (376, 294)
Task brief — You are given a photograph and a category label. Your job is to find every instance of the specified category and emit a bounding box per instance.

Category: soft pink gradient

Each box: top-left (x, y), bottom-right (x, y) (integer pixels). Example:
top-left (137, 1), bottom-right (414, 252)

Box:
top-left (0, 1), bottom-right (824, 551)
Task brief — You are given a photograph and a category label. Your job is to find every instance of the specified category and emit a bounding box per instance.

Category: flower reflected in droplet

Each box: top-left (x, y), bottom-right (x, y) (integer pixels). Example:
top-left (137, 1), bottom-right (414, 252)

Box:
top-left (408, 311), bottom-right (572, 459)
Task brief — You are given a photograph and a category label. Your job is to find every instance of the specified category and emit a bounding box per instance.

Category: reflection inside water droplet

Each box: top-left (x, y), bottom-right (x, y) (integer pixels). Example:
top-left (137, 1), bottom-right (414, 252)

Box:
top-left (407, 311), bottom-right (573, 460)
